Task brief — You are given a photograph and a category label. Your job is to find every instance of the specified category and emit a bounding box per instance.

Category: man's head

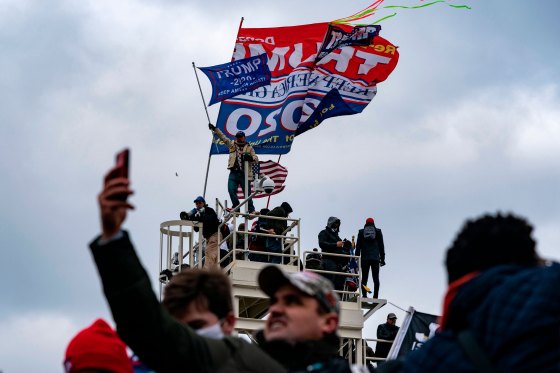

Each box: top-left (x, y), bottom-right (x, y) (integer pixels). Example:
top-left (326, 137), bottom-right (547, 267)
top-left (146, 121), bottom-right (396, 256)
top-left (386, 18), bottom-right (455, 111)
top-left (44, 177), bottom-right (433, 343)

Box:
top-left (387, 312), bottom-right (397, 325)
top-left (163, 268), bottom-right (235, 337)
top-left (445, 212), bottom-right (540, 284)
top-left (258, 266), bottom-right (339, 344)
top-left (64, 319), bottom-right (132, 373)
top-left (327, 216), bottom-right (340, 231)
top-left (193, 196), bottom-right (206, 210)
top-left (281, 202), bottom-right (293, 215)
top-left (235, 131), bottom-right (246, 144)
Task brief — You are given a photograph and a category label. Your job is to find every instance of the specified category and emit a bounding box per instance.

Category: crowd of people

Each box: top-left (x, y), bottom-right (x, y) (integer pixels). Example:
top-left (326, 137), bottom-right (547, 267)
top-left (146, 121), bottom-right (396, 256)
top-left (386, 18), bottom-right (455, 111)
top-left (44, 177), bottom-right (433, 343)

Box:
top-left (177, 125), bottom-right (388, 299)
top-left (64, 145), bottom-right (560, 372)
top-left (181, 197), bottom-right (387, 299)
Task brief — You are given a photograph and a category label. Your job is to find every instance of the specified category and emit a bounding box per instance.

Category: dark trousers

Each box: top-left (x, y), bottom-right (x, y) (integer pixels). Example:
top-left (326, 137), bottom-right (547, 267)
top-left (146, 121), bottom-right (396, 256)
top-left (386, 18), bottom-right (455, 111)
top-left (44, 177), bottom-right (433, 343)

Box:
top-left (266, 237), bottom-right (282, 264)
top-left (323, 259), bottom-right (345, 291)
top-left (228, 170), bottom-right (255, 212)
top-left (361, 259), bottom-right (380, 298)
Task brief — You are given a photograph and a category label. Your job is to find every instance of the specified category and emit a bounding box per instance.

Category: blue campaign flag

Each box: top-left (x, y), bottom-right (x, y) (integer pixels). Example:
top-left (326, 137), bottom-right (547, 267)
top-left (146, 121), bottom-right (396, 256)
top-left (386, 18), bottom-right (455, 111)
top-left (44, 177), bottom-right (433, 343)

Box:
top-left (295, 89), bottom-right (355, 136)
top-left (198, 54), bottom-right (271, 106)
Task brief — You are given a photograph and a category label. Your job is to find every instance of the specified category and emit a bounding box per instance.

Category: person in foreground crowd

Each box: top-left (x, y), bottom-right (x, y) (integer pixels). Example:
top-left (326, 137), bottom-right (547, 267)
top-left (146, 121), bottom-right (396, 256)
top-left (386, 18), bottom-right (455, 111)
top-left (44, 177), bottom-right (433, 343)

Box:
top-left (380, 213), bottom-right (560, 372)
top-left (90, 163), bottom-right (373, 372)
top-left (64, 318), bottom-right (133, 373)
top-left (375, 313), bottom-right (399, 360)
top-left (163, 268), bottom-right (236, 339)
top-left (355, 217), bottom-right (385, 298)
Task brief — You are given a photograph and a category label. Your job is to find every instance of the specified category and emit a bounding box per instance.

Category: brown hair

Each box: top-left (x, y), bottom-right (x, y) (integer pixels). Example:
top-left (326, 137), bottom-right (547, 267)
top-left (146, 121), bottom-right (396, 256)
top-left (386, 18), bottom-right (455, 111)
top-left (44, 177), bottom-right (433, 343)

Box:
top-left (163, 268), bottom-right (233, 320)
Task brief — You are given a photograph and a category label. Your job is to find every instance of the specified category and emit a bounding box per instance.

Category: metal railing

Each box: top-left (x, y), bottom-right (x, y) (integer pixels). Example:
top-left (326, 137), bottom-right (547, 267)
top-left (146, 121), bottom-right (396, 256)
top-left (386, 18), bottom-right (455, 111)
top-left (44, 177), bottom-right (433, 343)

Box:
top-left (362, 338), bottom-right (393, 364)
top-left (158, 220), bottom-right (203, 299)
top-left (302, 250), bottom-right (362, 302)
top-left (217, 210), bottom-right (301, 271)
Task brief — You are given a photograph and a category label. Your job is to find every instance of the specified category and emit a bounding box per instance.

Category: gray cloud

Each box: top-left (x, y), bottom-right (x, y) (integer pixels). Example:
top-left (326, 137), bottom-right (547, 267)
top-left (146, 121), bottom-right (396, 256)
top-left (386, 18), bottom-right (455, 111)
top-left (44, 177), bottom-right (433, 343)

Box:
top-left (1, 0), bottom-right (559, 371)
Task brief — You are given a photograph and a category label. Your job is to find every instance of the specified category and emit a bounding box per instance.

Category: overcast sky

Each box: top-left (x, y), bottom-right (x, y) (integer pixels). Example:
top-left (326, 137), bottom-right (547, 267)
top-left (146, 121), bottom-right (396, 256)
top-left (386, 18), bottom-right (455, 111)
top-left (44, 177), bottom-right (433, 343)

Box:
top-left (1, 0), bottom-right (559, 371)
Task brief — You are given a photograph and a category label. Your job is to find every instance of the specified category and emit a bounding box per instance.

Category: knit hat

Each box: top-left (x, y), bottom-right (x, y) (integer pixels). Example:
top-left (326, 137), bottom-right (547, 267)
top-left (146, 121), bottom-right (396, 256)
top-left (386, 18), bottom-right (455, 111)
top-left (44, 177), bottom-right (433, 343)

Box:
top-left (259, 265), bottom-right (340, 315)
top-left (64, 318), bottom-right (133, 373)
top-left (281, 202), bottom-right (293, 214)
top-left (366, 217), bottom-right (374, 224)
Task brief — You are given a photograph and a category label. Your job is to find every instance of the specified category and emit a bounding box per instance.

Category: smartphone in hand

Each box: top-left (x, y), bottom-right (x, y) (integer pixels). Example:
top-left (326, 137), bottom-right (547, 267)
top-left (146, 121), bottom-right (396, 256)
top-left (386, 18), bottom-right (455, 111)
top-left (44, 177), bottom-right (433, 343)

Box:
top-left (105, 148), bottom-right (130, 201)
top-left (115, 148), bottom-right (129, 179)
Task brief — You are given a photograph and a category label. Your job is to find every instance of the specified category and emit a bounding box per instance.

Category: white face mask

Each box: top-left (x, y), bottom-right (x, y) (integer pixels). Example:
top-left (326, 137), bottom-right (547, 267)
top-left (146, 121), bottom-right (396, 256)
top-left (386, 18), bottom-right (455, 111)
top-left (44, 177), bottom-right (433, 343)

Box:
top-left (195, 322), bottom-right (224, 339)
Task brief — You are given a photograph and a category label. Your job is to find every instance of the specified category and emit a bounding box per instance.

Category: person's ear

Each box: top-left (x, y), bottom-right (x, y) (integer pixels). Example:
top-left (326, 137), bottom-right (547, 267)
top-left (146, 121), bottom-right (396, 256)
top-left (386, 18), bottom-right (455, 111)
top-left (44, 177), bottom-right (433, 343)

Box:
top-left (221, 312), bottom-right (236, 336)
top-left (320, 313), bottom-right (339, 335)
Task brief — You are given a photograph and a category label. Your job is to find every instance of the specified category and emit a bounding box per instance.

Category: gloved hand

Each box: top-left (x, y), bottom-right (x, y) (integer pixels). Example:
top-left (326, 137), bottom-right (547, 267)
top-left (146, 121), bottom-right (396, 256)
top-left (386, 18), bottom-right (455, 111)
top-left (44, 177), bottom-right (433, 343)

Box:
top-left (208, 123), bottom-right (216, 131)
top-left (380, 260), bottom-right (386, 267)
top-left (242, 152), bottom-right (253, 162)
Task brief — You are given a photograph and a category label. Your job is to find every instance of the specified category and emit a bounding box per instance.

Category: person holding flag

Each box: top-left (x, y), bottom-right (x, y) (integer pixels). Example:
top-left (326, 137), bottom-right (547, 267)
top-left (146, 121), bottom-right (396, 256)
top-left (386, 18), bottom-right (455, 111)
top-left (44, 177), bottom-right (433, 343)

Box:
top-left (208, 123), bottom-right (258, 213)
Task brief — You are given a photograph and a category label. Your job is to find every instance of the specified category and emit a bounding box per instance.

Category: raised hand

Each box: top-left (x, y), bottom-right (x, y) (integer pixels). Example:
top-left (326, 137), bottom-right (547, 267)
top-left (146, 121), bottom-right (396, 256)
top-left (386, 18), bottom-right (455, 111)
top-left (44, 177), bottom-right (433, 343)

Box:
top-left (98, 166), bottom-right (134, 240)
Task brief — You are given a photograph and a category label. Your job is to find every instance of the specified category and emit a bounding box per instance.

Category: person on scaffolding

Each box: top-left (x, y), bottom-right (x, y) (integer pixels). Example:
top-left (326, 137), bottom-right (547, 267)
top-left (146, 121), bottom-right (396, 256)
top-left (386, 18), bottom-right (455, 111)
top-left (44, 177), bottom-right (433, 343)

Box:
top-left (180, 196), bottom-right (220, 269)
top-left (208, 123), bottom-right (258, 214)
top-left (375, 313), bottom-right (399, 360)
top-left (318, 217), bottom-right (350, 291)
top-left (264, 202), bottom-right (293, 264)
top-left (355, 217), bottom-right (385, 298)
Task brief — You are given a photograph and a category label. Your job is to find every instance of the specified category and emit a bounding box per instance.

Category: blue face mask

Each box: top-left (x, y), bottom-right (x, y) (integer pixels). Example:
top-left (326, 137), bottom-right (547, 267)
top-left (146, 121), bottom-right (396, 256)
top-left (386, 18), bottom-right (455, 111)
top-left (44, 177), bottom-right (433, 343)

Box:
top-left (195, 322), bottom-right (224, 339)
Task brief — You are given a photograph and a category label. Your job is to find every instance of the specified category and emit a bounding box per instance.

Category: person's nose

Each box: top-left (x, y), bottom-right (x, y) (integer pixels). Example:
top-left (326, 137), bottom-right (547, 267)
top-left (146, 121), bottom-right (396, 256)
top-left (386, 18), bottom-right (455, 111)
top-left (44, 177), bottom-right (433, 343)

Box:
top-left (268, 301), bottom-right (285, 315)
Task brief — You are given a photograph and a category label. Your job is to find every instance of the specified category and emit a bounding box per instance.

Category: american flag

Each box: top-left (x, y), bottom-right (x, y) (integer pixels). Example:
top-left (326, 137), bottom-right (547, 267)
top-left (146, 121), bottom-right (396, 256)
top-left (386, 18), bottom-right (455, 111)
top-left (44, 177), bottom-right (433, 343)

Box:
top-left (237, 160), bottom-right (288, 199)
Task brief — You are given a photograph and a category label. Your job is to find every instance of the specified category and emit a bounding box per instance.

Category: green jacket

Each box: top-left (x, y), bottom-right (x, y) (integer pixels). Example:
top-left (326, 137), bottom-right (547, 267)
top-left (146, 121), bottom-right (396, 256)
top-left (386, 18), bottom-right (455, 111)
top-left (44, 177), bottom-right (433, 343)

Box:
top-left (90, 231), bottom-right (284, 373)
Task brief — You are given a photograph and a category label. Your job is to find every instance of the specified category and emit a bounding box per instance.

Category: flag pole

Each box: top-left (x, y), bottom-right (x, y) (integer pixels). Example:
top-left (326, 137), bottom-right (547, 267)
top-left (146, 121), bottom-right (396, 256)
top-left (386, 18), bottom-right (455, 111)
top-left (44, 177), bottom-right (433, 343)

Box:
top-left (192, 61), bottom-right (213, 199)
top-left (232, 17), bottom-right (244, 60)
top-left (266, 154), bottom-right (282, 209)
top-left (196, 17), bottom-right (244, 199)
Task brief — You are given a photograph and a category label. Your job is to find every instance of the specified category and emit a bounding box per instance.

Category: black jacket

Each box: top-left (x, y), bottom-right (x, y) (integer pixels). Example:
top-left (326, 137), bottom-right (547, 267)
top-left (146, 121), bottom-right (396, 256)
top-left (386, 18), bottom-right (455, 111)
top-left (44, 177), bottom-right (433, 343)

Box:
top-left (318, 217), bottom-right (346, 266)
top-left (256, 331), bottom-right (372, 372)
top-left (355, 223), bottom-right (385, 262)
top-left (90, 232), bottom-right (284, 373)
top-left (266, 206), bottom-right (289, 235)
top-left (193, 205), bottom-right (219, 239)
top-left (375, 323), bottom-right (399, 358)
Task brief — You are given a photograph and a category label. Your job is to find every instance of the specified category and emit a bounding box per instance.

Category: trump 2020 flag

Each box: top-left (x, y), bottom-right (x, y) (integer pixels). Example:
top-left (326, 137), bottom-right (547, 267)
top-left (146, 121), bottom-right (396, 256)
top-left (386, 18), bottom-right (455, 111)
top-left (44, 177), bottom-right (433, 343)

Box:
top-left (199, 53), bottom-right (272, 106)
top-left (237, 160), bottom-right (288, 199)
top-left (210, 22), bottom-right (399, 155)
